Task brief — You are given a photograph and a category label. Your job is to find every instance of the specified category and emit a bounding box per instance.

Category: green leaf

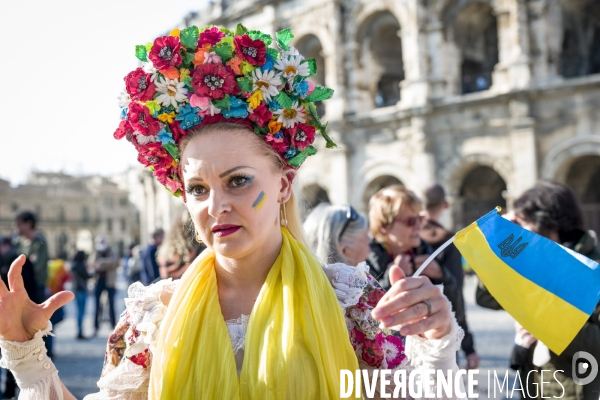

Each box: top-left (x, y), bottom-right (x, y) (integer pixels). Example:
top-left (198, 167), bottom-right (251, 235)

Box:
top-left (180, 26), bottom-right (199, 50)
top-left (219, 26), bottom-right (233, 35)
top-left (276, 28), bottom-right (294, 51)
top-left (248, 30), bottom-right (273, 46)
top-left (235, 23), bottom-right (249, 36)
top-left (182, 51), bottom-right (195, 67)
top-left (240, 61), bottom-right (255, 76)
top-left (145, 42), bottom-right (153, 53)
top-left (267, 47), bottom-right (279, 60)
top-left (305, 86), bottom-right (334, 102)
top-left (135, 45), bottom-right (148, 62)
top-left (274, 91), bottom-right (293, 109)
top-left (287, 146), bottom-right (318, 167)
top-left (163, 142), bottom-right (180, 162)
top-left (214, 43), bottom-right (233, 62)
top-left (212, 95), bottom-right (230, 111)
top-left (302, 58), bottom-right (317, 77)
top-left (304, 101), bottom-right (337, 148)
top-left (183, 76), bottom-right (192, 87)
top-left (254, 125), bottom-right (270, 136)
top-left (237, 77), bottom-right (253, 93)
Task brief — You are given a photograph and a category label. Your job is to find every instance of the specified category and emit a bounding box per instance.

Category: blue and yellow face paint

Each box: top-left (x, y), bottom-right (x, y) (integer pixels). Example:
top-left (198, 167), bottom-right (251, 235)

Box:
top-left (252, 191), bottom-right (266, 210)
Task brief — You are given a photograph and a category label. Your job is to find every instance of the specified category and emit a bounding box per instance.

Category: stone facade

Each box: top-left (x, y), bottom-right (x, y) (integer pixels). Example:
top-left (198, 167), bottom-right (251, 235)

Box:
top-left (0, 172), bottom-right (137, 259)
top-left (180, 0), bottom-right (600, 231)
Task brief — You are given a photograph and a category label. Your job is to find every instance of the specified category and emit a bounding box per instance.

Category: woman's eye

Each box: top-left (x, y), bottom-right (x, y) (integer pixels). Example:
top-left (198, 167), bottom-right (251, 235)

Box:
top-left (188, 185), bottom-right (207, 196)
top-left (230, 176), bottom-right (252, 188)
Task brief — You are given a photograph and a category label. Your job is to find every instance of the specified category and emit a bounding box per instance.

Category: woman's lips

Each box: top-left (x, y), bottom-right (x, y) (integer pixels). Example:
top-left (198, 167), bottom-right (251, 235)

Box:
top-left (212, 224), bottom-right (241, 237)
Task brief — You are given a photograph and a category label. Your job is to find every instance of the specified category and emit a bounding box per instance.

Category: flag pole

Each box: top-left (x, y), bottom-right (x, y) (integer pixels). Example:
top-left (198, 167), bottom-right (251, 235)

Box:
top-left (412, 235), bottom-right (456, 277)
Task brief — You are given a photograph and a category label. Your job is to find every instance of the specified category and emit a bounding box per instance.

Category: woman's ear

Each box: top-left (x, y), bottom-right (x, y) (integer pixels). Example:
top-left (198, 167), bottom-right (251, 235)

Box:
top-left (279, 169), bottom-right (295, 203)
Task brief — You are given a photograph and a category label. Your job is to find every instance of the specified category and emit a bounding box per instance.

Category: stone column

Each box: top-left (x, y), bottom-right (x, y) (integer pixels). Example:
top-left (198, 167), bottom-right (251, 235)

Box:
top-left (508, 99), bottom-right (537, 200)
top-left (527, 0), bottom-right (563, 85)
top-left (493, 0), bottom-right (532, 92)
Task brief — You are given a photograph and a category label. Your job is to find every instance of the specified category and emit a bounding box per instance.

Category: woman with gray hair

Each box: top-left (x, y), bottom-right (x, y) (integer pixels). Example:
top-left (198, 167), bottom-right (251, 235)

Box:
top-left (303, 203), bottom-right (371, 266)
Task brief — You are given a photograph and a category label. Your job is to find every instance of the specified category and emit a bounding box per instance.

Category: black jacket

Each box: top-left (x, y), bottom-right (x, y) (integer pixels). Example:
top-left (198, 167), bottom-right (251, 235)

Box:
top-left (0, 248), bottom-right (40, 303)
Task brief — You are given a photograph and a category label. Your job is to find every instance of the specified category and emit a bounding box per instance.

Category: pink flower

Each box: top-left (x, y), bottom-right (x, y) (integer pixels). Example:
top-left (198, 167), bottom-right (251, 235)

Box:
top-left (376, 333), bottom-right (406, 369)
top-left (361, 337), bottom-right (384, 367)
top-left (136, 143), bottom-right (172, 169)
top-left (124, 68), bottom-right (156, 101)
top-left (191, 63), bottom-right (237, 100)
top-left (366, 288), bottom-right (386, 308)
top-left (149, 36), bottom-right (182, 70)
top-left (248, 103), bottom-right (272, 127)
top-left (234, 35), bottom-right (266, 66)
top-left (199, 26), bottom-right (225, 46)
top-left (127, 103), bottom-right (161, 136)
top-left (128, 349), bottom-right (151, 368)
top-left (168, 122), bottom-right (187, 144)
top-left (288, 123), bottom-right (315, 151)
top-left (307, 80), bottom-right (316, 95)
top-left (203, 52), bottom-right (222, 64)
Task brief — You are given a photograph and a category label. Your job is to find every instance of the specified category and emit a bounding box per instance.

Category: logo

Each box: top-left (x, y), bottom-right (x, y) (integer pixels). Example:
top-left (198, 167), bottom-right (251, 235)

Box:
top-left (498, 234), bottom-right (529, 258)
top-left (572, 351), bottom-right (598, 385)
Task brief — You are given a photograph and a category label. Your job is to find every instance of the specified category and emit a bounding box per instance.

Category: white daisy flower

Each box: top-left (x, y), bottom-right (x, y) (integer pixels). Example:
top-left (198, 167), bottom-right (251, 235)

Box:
top-left (273, 102), bottom-right (306, 128)
top-left (117, 91), bottom-right (131, 108)
top-left (252, 69), bottom-right (282, 101)
top-left (135, 133), bottom-right (157, 145)
top-left (274, 55), bottom-right (310, 81)
top-left (381, 340), bottom-right (400, 361)
top-left (155, 78), bottom-right (188, 108)
top-left (142, 62), bottom-right (158, 82)
top-left (281, 46), bottom-right (302, 60)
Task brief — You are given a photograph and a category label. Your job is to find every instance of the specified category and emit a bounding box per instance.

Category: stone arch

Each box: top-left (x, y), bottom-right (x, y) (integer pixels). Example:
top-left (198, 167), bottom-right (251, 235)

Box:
top-left (560, 0), bottom-right (600, 78)
top-left (362, 175), bottom-right (404, 212)
top-left (457, 166), bottom-right (507, 228)
top-left (540, 136), bottom-right (600, 182)
top-left (353, 161), bottom-right (406, 212)
top-left (565, 156), bottom-right (600, 233)
top-left (295, 34), bottom-right (326, 116)
top-left (442, 0), bottom-right (499, 94)
top-left (356, 10), bottom-right (404, 108)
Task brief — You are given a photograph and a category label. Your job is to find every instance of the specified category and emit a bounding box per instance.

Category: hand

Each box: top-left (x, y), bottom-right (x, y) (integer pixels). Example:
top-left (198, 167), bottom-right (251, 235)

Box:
top-left (515, 321), bottom-right (537, 347)
top-left (466, 352), bottom-right (480, 370)
top-left (413, 255), bottom-right (443, 279)
top-left (0, 255), bottom-right (74, 342)
top-left (371, 265), bottom-right (452, 340)
top-left (389, 255), bottom-right (413, 277)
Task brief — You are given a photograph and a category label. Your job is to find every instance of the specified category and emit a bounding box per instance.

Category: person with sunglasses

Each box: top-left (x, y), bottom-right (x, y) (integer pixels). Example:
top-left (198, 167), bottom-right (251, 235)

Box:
top-left (304, 203), bottom-right (371, 266)
top-left (366, 185), bottom-right (459, 303)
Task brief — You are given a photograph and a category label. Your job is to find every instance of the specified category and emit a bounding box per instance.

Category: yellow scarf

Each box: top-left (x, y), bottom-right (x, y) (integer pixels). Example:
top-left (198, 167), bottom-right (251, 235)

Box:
top-left (149, 228), bottom-right (359, 399)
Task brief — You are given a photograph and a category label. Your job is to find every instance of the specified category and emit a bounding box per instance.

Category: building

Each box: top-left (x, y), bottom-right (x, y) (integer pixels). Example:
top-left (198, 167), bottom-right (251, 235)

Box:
top-left (179, 0), bottom-right (600, 231)
top-left (0, 172), bottom-right (137, 259)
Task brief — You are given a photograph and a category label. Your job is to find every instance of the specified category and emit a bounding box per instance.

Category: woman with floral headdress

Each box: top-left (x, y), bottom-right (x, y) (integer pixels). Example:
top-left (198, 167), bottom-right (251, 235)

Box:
top-left (0, 25), bottom-right (465, 399)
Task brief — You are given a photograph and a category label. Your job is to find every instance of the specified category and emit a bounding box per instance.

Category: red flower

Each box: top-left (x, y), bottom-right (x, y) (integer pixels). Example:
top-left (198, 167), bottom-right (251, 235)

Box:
top-left (127, 103), bottom-right (161, 136)
top-left (288, 123), bottom-right (316, 151)
top-left (137, 143), bottom-right (172, 170)
top-left (124, 68), bottom-right (156, 101)
top-left (350, 327), bottom-right (365, 351)
top-left (128, 349), bottom-right (151, 368)
top-left (361, 337), bottom-right (384, 367)
top-left (366, 288), bottom-right (386, 308)
top-left (265, 131), bottom-right (289, 154)
top-left (248, 103), bottom-right (272, 127)
top-left (199, 26), bottom-right (225, 46)
top-left (149, 36), bottom-right (182, 70)
top-left (114, 120), bottom-right (134, 140)
top-left (191, 63), bottom-right (237, 99)
top-left (376, 333), bottom-right (406, 369)
top-left (234, 35), bottom-right (266, 66)
top-left (168, 122), bottom-right (187, 144)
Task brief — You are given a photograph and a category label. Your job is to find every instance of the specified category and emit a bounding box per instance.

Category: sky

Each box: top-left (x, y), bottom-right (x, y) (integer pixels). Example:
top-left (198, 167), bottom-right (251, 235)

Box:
top-left (0, 0), bottom-right (209, 185)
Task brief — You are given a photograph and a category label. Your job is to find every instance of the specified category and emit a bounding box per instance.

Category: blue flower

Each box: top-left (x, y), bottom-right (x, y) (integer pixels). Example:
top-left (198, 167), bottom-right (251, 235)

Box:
top-left (157, 129), bottom-right (174, 145)
top-left (120, 108), bottom-right (128, 120)
top-left (175, 104), bottom-right (202, 130)
top-left (261, 54), bottom-right (275, 72)
top-left (284, 148), bottom-right (297, 159)
top-left (293, 80), bottom-right (309, 98)
top-left (273, 131), bottom-right (284, 140)
top-left (222, 96), bottom-right (249, 119)
top-left (267, 99), bottom-right (281, 111)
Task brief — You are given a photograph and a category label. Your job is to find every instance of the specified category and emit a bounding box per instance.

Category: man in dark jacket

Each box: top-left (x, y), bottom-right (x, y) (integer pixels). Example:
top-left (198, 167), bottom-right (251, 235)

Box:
top-left (420, 183), bottom-right (479, 370)
top-left (140, 228), bottom-right (164, 285)
top-left (476, 181), bottom-right (600, 400)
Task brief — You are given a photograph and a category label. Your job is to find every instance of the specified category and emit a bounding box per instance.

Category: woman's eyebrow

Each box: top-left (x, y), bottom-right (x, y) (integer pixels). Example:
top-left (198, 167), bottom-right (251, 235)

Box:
top-left (219, 166), bottom-right (255, 178)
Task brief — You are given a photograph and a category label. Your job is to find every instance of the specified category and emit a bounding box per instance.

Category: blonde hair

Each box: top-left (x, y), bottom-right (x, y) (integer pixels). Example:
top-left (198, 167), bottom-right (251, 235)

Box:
top-left (368, 185), bottom-right (422, 243)
top-left (157, 207), bottom-right (196, 265)
top-left (180, 122), bottom-right (308, 247)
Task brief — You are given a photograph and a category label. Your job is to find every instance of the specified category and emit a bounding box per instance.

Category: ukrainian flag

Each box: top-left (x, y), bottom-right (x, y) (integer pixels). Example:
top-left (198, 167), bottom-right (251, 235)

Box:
top-left (454, 208), bottom-right (600, 355)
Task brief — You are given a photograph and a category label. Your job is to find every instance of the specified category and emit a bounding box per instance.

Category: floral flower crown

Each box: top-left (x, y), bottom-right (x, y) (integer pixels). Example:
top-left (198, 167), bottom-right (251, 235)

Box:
top-left (114, 24), bottom-right (337, 197)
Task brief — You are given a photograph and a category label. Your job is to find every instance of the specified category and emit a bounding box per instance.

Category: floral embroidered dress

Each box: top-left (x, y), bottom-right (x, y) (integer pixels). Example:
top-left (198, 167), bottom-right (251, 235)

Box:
top-left (78, 262), bottom-right (464, 399)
